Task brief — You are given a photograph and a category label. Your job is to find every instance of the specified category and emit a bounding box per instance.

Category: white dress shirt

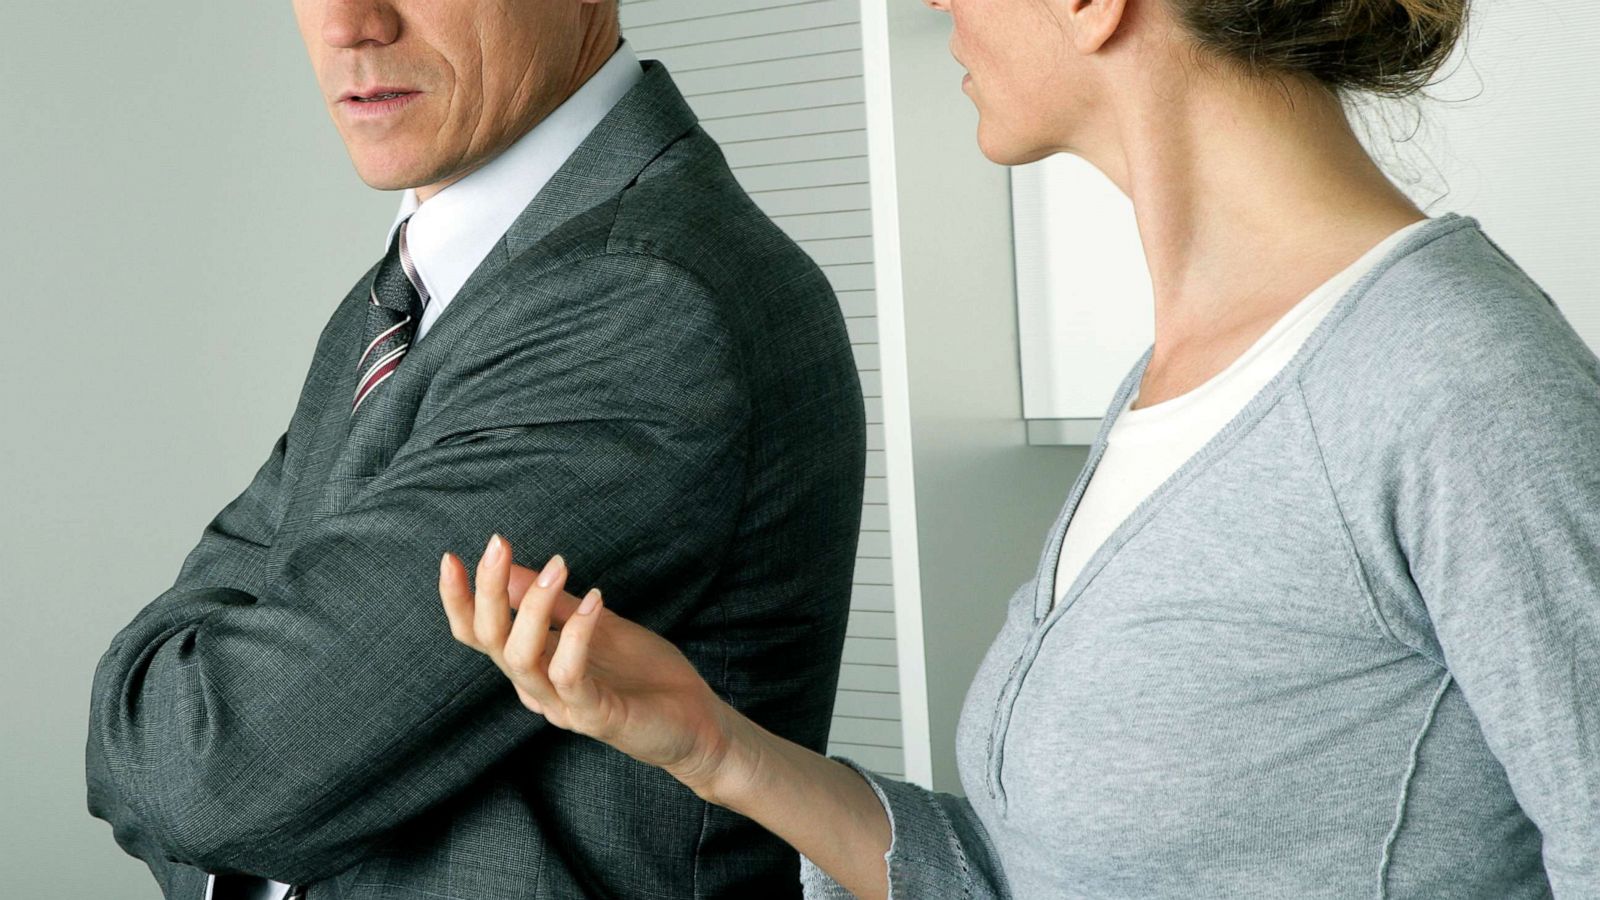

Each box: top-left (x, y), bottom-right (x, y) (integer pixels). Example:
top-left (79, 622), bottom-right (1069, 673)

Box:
top-left (391, 40), bottom-right (643, 341)
top-left (202, 40), bottom-right (641, 900)
top-left (1050, 218), bottom-right (1430, 608)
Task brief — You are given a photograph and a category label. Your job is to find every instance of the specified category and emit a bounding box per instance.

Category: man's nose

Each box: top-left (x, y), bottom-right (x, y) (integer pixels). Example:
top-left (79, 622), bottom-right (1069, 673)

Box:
top-left (322, 0), bottom-right (400, 49)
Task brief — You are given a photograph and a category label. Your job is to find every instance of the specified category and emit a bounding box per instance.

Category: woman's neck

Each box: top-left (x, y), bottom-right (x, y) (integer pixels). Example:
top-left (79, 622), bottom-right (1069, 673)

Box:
top-left (1100, 74), bottom-right (1425, 374)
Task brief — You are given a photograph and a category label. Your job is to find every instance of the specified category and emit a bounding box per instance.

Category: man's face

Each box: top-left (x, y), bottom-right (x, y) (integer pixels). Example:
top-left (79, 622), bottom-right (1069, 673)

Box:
top-left (292, 0), bottom-right (600, 200)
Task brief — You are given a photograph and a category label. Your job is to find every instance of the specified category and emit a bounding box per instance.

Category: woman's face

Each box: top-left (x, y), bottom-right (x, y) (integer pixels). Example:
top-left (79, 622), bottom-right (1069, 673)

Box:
top-left (922, 0), bottom-right (1093, 165)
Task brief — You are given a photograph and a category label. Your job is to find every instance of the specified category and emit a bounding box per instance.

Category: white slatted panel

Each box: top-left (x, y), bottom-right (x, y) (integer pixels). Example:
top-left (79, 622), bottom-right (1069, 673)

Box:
top-left (622, 0), bottom-right (904, 778)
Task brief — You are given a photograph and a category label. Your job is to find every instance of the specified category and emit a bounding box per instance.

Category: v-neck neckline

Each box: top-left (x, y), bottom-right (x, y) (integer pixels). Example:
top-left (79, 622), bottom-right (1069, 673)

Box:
top-left (1028, 213), bottom-right (1471, 625)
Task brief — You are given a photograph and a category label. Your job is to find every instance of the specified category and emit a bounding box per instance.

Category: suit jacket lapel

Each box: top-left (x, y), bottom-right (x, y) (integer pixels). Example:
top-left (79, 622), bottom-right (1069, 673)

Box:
top-left (504, 59), bottom-right (700, 255)
top-left (406, 58), bottom-right (702, 359)
top-left (264, 262), bottom-right (373, 564)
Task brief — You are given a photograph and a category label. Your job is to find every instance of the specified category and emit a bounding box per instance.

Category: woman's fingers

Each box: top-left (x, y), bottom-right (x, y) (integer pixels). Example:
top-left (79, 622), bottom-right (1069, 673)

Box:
top-left (506, 561), bottom-right (544, 611)
top-left (473, 533), bottom-right (514, 653)
top-left (513, 683), bottom-right (547, 716)
top-left (508, 560), bottom-right (585, 621)
top-left (441, 540), bottom-right (603, 726)
top-left (439, 551), bottom-right (479, 649)
top-left (548, 588), bottom-right (605, 719)
top-left (502, 554), bottom-right (569, 710)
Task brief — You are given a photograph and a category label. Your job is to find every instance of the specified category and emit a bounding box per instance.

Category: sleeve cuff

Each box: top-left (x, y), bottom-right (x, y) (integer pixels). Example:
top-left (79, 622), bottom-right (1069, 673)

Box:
top-left (798, 756), bottom-right (999, 899)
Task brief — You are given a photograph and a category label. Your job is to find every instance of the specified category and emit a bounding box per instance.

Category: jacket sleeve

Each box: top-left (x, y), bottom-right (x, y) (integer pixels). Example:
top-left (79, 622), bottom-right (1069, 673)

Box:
top-left (85, 419), bottom-right (292, 889)
top-left (85, 253), bottom-right (751, 886)
top-left (1391, 338), bottom-right (1600, 893)
top-left (798, 757), bottom-right (1011, 899)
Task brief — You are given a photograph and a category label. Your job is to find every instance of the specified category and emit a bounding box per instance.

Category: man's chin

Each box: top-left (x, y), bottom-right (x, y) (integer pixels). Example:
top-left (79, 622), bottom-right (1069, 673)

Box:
top-left (348, 160), bottom-right (433, 193)
top-left (332, 136), bottom-right (423, 185)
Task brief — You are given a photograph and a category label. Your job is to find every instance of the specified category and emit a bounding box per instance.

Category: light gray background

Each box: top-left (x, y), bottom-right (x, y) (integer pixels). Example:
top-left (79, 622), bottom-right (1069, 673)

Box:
top-left (2, 4), bottom-right (392, 897)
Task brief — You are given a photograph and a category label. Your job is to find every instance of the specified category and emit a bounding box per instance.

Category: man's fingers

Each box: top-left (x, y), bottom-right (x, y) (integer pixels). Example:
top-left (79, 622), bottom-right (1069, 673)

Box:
top-left (473, 534), bottom-right (513, 652)
top-left (439, 552), bottom-right (478, 648)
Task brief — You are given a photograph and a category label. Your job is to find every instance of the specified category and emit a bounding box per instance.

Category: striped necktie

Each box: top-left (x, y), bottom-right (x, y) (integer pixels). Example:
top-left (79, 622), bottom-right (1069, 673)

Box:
top-left (353, 215), bottom-right (429, 415)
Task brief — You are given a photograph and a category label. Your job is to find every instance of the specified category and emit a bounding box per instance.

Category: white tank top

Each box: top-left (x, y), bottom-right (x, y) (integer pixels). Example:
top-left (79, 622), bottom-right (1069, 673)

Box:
top-left (1050, 219), bottom-right (1429, 609)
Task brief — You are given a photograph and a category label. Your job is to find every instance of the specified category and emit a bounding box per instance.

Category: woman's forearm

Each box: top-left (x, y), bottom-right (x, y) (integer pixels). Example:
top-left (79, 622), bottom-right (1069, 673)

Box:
top-left (440, 546), bottom-right (895, 895)
top-left (700, 698), bottom-right (892, 900)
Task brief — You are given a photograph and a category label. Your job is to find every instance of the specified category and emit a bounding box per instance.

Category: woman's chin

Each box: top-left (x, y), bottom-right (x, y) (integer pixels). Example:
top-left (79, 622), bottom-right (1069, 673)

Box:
top-left (975, 126), bottom-right (1057, 167)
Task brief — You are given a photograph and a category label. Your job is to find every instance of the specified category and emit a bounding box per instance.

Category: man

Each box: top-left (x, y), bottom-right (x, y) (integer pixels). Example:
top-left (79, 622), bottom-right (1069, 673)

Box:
top-left (84, 1), bottom-right (866, 897)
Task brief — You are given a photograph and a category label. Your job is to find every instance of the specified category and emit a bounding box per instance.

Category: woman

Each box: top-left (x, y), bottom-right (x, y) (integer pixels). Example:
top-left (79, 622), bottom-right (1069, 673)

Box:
top-left (437, 0), bottom-right (1600, 896)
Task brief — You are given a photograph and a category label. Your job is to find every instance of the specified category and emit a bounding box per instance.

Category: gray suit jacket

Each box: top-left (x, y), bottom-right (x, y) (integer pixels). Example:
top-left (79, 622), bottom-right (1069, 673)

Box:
top-left (86, 60), bottom-right (867, 899)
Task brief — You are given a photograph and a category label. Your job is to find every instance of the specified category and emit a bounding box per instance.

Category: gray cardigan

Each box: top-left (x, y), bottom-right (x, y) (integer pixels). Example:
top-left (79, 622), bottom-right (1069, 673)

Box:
top-left (803, 214), bottom-right (1600, 898)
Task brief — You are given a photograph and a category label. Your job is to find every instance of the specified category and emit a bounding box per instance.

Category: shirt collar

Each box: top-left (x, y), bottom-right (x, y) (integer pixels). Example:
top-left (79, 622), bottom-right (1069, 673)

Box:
top-left (382, 40), bottom-right (642, 311)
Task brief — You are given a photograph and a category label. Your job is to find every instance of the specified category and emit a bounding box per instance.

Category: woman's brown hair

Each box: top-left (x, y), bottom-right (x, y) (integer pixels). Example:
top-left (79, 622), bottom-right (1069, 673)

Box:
top-left (1176, 0), bottom-right (1469, 96)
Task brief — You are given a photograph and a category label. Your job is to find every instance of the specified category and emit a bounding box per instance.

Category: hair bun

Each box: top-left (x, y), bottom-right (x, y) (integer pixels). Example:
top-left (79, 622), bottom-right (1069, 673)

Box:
top-left (1179, 0), bottom-right (1468, 96)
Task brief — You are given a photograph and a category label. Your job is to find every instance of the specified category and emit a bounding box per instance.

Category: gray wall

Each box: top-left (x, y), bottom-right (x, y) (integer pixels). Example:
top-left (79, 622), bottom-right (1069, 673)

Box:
top-left (1, 4), bottom-right (395, 898)
top-left (870, 2), bottom-right (1089, 792)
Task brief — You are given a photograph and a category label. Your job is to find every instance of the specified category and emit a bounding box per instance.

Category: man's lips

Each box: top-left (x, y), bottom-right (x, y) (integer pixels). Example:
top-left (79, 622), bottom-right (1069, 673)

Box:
top-left (339, 86), bottom-right (420, 102)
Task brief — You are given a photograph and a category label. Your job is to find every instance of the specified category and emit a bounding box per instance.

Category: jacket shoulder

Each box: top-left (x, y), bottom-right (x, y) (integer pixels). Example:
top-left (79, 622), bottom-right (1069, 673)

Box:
top-left (611, 128), bottom-right (830, 294)
top-left (495, 126), bottom-right (827, 302)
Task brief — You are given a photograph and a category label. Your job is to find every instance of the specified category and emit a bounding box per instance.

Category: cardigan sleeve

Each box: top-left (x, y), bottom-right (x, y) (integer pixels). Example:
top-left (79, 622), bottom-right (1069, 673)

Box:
top-left (798, 757), bottom-right (1011, 899)
top-left (1391, 347), bottom-right (1600, 893)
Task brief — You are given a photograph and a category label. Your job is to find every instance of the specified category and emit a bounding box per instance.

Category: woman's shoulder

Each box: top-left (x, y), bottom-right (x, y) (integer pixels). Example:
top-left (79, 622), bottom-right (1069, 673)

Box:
top-left (1296, 214), bottom-right (1599, 444)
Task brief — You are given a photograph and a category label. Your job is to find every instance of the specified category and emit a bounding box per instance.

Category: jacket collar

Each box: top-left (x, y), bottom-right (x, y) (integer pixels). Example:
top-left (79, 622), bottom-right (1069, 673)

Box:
top-left (502, 58), bottom-right (701, 258)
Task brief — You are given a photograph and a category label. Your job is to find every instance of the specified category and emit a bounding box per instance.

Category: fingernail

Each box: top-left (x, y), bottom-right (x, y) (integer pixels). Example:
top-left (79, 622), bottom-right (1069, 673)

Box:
top-left (439, 552), bottom-right (451, 575)
top-left (578, 587), bottom-right (601, 616)
top-left (485, 534), bottom-right (503, 563)
top-left (536, 553), bottom-right (565, 588)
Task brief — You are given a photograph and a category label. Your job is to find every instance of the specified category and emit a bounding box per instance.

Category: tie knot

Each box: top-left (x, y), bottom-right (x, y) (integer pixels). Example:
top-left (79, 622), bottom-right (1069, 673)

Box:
top-left (371, 216), bottom-right (429, 318)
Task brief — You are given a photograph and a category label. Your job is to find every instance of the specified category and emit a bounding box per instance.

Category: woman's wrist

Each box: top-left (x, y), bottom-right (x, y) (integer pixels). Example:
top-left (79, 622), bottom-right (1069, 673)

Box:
top-left (675, 699), bottom-right (894, 898)
top-left (668, 695), bottom-right (773, 808)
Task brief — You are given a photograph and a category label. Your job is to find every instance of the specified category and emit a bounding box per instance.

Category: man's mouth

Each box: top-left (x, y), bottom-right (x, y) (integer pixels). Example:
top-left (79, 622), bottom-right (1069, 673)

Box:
top-left (338, 89), bottom-right (423, 119)
top-left (340, 85), bottom-right (420, 103)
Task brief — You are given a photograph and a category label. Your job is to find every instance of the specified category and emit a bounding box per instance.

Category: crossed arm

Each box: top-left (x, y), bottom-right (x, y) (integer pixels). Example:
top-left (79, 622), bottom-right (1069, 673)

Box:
top-left (84, 255), bottom-right (751, 885)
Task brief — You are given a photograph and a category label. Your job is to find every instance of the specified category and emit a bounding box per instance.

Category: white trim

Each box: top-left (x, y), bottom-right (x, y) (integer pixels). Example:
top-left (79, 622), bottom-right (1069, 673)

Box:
top-left (358, 316), bottom-right (413, 369)
top-left (859, 0), bottom-right (932, 789)
top-left (351, 368), bottom-right (397, 414)
top-left (357, 343), bottom-right (409, 391)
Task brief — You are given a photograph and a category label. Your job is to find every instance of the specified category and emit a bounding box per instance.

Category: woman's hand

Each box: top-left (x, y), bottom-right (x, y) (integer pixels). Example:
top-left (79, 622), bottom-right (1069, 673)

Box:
top-left (440, 534), bottom-right (896, 898)
top-left (438, 534), bottom-right (748, 801)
